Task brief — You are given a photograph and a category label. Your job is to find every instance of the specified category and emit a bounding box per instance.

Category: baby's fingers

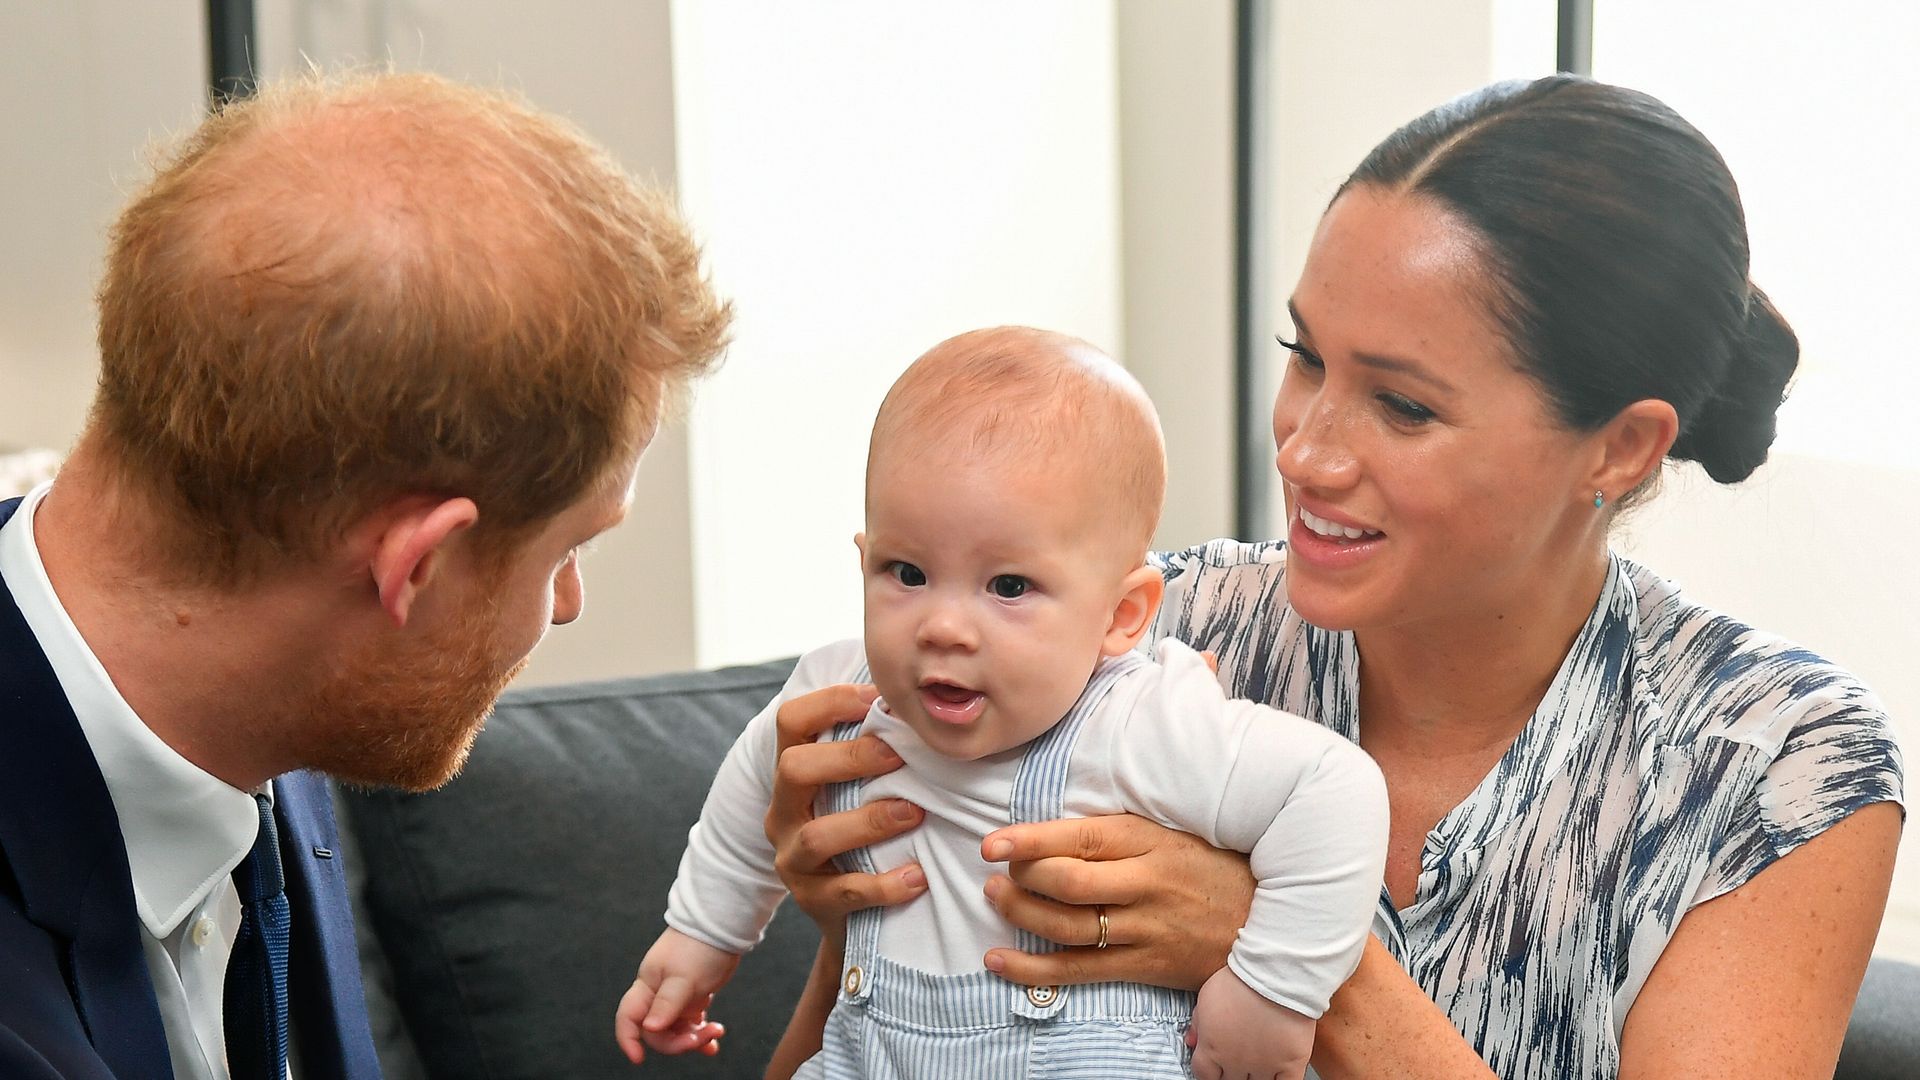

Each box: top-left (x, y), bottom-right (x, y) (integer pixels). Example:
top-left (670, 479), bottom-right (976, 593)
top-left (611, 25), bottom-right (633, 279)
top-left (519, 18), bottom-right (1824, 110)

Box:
top-left (642, 976), bottom-right (696, 1032)
top-left (644, 1017), bottom-right (727, 1057)
top-left (613, 981), bottom-right (654, 1063)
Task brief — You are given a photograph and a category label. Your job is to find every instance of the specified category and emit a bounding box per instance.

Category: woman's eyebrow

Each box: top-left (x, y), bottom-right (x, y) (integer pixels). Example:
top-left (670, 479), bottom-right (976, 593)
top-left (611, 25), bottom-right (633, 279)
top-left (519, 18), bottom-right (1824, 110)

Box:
top-left (1286, 300), bottom-right (1459, 397)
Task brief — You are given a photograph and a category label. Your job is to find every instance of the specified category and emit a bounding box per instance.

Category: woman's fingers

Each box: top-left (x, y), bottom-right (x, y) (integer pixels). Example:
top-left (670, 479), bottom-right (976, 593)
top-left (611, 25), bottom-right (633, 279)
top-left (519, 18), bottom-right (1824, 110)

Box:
top-left (1002, 856), bottom-right (1149, 907)
top-left (777, 800), bottom-right (924, 875)
top-left (981, 813), bottom-right (1165, 864)
top-left (764, 683), bottom-right (930, 933)
top-left (981, 814), bottom-right (1256, 992)
top-left (767, 684), bottom-right (889, 827)
top-left (789, 864), bottom-right (929, 922)
top-left (984, 942), bottom-right (1144, 987)
top-left (774, 683), bottom-right (879, 750)
top-left (775, 733), bottom-right (903, 792)
top-left (984, 873), bottom-right (1126, 946)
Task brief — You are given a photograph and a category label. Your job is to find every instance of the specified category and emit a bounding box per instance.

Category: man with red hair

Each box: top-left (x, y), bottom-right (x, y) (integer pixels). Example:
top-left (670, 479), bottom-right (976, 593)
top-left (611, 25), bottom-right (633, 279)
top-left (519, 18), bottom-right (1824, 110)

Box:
top-left (0, 71), bottom-right (727, 1079)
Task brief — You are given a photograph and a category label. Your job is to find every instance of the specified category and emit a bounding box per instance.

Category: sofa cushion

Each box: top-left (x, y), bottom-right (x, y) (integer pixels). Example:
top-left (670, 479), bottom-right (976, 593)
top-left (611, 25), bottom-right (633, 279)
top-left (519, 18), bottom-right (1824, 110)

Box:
top-left (1839, 956), bottom-right (1920, 1080)
top-left (340, 657), bottom-right (815, 1079)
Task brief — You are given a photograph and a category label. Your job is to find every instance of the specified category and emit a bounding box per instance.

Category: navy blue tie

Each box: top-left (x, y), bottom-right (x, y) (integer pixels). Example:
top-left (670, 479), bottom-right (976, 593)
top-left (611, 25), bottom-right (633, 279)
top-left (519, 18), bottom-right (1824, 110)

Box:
top-left (225, 793), bottom-right (291, 1080)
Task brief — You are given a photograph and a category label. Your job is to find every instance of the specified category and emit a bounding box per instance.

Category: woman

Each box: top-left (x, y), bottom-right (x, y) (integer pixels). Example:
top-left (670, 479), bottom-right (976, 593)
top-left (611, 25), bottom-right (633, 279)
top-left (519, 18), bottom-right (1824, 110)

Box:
top-left (764, 76), bottom-right (1904, 1078)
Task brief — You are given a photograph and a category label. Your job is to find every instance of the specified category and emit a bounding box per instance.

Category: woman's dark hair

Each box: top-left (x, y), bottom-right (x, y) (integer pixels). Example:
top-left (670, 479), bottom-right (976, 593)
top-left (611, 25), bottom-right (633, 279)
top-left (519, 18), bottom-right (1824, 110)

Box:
top-left (1342, 75), bottom-right (1796, 485)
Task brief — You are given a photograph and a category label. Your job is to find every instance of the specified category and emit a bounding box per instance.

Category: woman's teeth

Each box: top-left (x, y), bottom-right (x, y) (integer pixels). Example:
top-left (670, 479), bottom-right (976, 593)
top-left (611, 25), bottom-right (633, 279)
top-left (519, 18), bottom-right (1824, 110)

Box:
top-left (1300, 507), bottom-right (1381, 541)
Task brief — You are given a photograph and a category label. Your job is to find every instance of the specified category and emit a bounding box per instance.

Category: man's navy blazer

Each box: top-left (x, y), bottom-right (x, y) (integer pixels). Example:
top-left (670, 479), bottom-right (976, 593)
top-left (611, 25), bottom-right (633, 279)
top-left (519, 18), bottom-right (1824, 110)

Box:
top-left (0, 497), bottom-right (382, 1078)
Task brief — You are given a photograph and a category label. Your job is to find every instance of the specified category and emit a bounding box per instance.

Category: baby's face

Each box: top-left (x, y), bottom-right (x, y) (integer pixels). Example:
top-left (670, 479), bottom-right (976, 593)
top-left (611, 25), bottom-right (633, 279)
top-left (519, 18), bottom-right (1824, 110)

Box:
top-left (859, 450), bottom-right (1134, 761)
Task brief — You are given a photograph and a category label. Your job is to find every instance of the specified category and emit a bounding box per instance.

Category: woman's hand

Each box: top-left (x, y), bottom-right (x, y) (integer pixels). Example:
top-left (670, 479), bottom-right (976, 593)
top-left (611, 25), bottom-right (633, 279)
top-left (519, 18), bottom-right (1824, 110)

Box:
top-left (976, 814), bottom-right (1255, 990)
top-left (762, 682), bottom-right (928, 1080)
top-left (765, 682), bottom-right (928, 945)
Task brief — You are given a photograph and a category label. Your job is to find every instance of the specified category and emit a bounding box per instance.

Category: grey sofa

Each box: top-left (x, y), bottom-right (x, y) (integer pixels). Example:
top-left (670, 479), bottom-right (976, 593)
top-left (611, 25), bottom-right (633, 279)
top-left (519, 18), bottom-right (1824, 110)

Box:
top-left (334, 659), bottom-right (1919, 1080)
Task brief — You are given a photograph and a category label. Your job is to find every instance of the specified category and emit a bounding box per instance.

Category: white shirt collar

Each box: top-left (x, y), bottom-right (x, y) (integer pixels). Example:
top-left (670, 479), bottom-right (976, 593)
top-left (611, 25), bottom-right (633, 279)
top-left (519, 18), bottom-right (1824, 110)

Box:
top-left (0, 483), bottom-right (260, 938)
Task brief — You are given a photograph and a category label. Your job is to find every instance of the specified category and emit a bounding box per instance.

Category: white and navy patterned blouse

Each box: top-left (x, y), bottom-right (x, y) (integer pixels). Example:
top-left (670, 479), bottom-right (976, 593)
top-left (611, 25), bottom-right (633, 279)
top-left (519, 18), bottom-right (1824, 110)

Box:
top-left (1147, 539), bottom-right (1905, 1079)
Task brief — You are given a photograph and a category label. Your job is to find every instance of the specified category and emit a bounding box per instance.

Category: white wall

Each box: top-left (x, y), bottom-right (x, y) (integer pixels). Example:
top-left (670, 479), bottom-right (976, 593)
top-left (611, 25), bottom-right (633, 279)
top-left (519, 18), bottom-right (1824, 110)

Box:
top-left (250, 0), bottom-right (697, 687)
top-left (1115, 0), bottom-right (1236, 551)
top-left (670, 0), bottom-right (1125, 668)
top-left (1596, 0), bottom-right (1919, 966)
top-left (0, 4), bottom-right (203, 454)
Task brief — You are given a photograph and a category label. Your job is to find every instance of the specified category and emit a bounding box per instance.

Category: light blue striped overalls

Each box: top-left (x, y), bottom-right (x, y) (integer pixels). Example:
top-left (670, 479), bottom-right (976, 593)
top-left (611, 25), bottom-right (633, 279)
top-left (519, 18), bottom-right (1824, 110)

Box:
top-left (797, 654), bottom-right (1197, 1079)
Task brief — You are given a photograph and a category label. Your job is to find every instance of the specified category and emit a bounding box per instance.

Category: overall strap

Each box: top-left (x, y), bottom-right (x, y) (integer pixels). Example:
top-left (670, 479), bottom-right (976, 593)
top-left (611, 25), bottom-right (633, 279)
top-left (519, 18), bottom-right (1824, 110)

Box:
top-left (819, 664), bottom-right (886, 1007)
top-left (1009, 649), bottom-right (1150, 827)
top-left (1006, 649), bottom-right (1150, 1021)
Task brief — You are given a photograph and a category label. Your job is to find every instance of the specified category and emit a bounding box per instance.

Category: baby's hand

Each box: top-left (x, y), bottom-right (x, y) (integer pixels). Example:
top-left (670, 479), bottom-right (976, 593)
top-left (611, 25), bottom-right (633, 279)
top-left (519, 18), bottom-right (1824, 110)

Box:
top-left (614, 928), bottom-right (742, 1065)
top-left (1187, 967), bottom-right (1316, 1080)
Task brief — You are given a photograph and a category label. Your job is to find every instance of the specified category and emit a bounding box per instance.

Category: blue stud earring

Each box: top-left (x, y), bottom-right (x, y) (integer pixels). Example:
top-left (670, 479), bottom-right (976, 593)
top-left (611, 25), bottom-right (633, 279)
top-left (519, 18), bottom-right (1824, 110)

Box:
top-left (1593, 490), bottom-right (1606, 509)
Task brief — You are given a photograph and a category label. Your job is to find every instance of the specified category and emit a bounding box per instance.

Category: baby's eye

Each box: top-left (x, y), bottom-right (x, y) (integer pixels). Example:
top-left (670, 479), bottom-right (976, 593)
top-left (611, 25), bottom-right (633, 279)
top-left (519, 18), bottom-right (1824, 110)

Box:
top-left (989, 575), bottom-right (1030, 599)
top-left (888, 562), bottom-right (927, 587)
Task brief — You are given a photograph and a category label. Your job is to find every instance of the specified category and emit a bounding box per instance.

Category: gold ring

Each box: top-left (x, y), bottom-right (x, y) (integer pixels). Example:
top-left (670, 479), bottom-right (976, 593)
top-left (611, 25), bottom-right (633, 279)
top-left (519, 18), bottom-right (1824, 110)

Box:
top-left (1094, 905), bottom-right (1110, 949)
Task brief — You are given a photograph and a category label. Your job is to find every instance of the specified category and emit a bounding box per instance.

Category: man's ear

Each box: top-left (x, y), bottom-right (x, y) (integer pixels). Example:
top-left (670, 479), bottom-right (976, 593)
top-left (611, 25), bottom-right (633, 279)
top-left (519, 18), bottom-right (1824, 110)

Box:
top-left (1591, 398), bottom-right (1679, 505)
top-left (369, 497), bottom-right (480, 627)
top-left (1101, 565), bottom-right (1165, 657)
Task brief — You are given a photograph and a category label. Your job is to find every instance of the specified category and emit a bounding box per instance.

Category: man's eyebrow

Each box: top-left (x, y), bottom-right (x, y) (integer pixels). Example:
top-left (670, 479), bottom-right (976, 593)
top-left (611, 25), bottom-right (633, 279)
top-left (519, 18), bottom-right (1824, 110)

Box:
top-left (1286, 300), bottom-right (1459, 397)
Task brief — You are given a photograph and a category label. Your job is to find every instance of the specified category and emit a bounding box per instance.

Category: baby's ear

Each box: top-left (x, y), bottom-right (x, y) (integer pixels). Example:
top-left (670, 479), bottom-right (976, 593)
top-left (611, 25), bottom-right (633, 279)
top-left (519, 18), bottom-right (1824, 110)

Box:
top-left (1101, 565), bottom-right (1165, 656)
top-left (853, 532), bottom-right (867, 566)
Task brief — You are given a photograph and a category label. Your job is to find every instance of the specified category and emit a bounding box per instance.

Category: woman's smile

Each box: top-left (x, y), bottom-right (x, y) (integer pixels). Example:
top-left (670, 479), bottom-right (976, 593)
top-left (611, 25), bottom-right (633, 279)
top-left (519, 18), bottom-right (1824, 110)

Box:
top-left (1286, 504), bottom-right (1388, 571)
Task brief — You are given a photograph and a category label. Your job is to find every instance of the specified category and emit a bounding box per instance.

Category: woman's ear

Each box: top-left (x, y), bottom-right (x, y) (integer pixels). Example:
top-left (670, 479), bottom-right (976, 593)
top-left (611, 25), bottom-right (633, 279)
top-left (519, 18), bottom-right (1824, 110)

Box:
top-left (1101, 565), bottom-right (1166, 657)
top-left (1592, 398), bottom-right (1680, 502)
top-left (369, 497), bottom-right (480, 627)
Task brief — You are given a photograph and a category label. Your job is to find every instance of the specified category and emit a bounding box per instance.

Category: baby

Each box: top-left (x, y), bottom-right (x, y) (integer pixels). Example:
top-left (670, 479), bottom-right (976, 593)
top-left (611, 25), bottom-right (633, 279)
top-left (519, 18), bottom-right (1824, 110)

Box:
top-left (617, 328), bottom-right (1389, 1078)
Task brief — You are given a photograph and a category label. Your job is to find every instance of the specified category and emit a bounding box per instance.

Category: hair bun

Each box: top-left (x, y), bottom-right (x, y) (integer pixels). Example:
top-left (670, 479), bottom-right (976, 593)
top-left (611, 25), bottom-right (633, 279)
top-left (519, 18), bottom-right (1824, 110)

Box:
top-left (1669, 285), bottom-right (1798, 483)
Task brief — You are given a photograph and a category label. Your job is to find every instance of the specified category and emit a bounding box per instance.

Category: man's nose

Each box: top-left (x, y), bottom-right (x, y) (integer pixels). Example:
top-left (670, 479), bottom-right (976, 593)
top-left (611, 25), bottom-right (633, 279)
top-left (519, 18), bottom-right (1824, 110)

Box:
top-left (551, 554), bottom-right (584, 626)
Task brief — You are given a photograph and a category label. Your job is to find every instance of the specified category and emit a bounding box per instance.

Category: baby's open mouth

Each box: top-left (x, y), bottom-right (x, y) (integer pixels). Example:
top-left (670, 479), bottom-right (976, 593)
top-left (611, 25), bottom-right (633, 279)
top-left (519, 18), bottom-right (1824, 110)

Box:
top-left (918, 681), bottom-right (986, 725)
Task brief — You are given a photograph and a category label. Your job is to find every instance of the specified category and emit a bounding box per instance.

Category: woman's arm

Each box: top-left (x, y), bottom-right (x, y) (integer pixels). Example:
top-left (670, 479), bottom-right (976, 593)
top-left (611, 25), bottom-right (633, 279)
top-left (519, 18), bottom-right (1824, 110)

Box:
top-left (759, 682), bottom-right (929, 1080)
top-left (983, 803), bottom-right (1899, 1079)
top-left (1617, 801), bottom-right (1900, 1079)
top-left (1311, 937), bottom-right (1496, 1078)
top-left (766, 942), bottom-right (844, 1080)
top-left (982, 816), bottom-right (1496, 1077)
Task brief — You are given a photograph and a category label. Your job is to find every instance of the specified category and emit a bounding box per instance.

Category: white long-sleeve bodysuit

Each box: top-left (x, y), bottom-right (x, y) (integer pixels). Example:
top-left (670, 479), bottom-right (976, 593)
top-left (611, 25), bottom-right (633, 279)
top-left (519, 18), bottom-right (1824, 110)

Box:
top-left (665, 638), bottom-right (1390, 1076)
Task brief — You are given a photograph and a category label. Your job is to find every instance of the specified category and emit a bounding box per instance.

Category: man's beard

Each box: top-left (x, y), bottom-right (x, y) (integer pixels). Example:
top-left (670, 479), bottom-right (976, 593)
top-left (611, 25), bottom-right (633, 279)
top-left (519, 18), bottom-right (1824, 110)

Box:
top-left (302, 598), bottom-right (530, 792)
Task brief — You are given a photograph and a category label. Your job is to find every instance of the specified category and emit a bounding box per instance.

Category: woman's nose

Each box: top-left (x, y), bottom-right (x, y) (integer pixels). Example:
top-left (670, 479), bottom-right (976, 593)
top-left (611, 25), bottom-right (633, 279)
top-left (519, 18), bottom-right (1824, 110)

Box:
top-left (1274, 393), bottom-right (1361, 492)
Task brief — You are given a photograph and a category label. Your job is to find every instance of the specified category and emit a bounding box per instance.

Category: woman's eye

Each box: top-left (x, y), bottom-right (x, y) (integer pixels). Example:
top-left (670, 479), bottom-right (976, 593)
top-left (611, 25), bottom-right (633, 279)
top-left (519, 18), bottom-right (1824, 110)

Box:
top-left (889, 562), bottom-right (927, 587)
top-left (989, 575), bottom-right (1030, 599)
top-left (1275, 336), bottom-right (1324, 373)
top-left (1380, 393), bottom-right (1436, 424)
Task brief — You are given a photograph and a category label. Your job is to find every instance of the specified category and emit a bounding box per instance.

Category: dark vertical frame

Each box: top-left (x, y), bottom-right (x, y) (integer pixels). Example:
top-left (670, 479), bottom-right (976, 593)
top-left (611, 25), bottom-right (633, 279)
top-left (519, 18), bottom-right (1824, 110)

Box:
top-left (1558, 0), bottom-right (1594, 75)
top-left (208, 0), bottom-right (257, 103)
top-left (1230, 0), bottom-right (1272, 540)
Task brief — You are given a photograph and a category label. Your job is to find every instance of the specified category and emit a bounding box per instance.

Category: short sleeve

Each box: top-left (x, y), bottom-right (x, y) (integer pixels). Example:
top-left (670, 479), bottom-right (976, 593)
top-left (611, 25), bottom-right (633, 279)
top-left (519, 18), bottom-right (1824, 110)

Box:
top-left (1694, 694), bottom-right (1904, 906)
top-left (1147, 538), bottom-right (1288, 652)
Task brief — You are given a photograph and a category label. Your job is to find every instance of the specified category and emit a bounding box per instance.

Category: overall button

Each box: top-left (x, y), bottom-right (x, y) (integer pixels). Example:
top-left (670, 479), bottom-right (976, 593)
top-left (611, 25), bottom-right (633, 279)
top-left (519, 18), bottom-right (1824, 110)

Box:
top-left (189, 917), bottom-right (217, 948)
top-left (843, 966), bottom-right (864, 995)
top-left (1026, 984), bottom-right (1060, 1008)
